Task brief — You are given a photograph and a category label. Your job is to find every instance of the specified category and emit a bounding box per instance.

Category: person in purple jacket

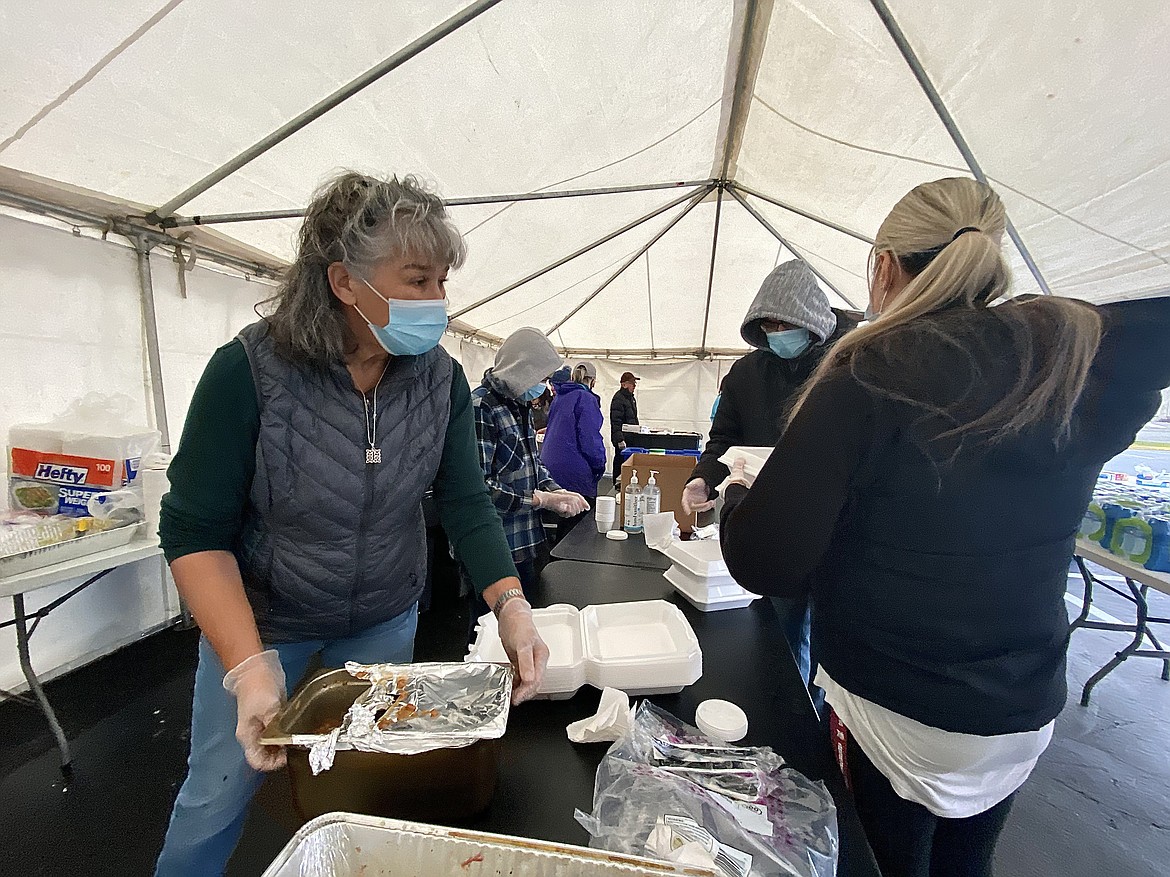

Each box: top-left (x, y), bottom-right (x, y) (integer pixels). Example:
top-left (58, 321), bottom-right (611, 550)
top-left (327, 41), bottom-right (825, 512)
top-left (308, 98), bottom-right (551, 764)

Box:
top-left (542, 362), bottom-right (606, 539)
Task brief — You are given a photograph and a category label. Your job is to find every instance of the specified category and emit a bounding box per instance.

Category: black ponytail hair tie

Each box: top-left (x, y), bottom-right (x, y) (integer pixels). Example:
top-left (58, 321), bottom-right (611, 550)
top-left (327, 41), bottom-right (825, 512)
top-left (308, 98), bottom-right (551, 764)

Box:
top-left (952, 226), bottom-right (981, 241)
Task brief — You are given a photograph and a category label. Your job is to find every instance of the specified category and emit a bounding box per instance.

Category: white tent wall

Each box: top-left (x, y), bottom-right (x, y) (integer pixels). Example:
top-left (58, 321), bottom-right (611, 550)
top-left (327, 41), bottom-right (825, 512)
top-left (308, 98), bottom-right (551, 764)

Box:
top-left (0, 213), bottom-right (268, 693)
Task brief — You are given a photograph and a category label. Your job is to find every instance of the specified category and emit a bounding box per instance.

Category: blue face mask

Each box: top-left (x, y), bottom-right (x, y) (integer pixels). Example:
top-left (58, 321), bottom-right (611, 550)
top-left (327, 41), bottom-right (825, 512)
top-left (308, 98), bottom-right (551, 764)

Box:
top-left (520, 382), bottom-right (547, 402)
top-left (767, 328), bottom-right (812, 359)
top-left (357, 279), bottom-right (448, 356)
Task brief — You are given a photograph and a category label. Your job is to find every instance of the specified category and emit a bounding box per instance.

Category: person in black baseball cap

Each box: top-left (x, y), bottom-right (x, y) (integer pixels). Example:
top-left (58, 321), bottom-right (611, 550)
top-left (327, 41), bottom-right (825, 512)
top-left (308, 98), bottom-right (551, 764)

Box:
top-left (609, 372), bottom-right (640, 486)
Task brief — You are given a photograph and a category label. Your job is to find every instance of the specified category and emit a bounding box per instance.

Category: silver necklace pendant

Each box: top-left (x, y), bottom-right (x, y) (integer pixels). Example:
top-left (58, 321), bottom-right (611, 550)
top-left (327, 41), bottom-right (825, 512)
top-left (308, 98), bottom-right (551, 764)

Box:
top-left (366, 447), bottom-right (381, 465)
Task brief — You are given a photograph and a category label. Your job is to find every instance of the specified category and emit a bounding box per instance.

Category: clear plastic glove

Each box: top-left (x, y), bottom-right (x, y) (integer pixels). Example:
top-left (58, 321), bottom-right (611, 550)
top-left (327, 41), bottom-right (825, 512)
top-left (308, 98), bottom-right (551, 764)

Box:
top-left (222, 650), bottom-right (287, 772)
top-left (497, 598), bottom-right (550, 704)
top-left (727, 457), bottom-right (753, 488)
top-left (534, 489), bottom-right (589, 518)
top-left (681, 478), bottom-right (715, 515)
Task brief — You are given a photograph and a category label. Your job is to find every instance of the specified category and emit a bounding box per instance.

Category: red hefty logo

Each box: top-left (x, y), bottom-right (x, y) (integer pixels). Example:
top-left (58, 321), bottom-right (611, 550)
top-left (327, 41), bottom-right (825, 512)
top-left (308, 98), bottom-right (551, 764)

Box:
top-left (10, 448), bottom-right (124, 488)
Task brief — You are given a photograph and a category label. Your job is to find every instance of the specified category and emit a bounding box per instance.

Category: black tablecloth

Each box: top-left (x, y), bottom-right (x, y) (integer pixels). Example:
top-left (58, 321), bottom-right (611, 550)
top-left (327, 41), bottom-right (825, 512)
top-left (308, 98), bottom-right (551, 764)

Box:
top-left (550, 516), bottom-right (672, 571)
top-left (466, 560), bottom-right (879, 877)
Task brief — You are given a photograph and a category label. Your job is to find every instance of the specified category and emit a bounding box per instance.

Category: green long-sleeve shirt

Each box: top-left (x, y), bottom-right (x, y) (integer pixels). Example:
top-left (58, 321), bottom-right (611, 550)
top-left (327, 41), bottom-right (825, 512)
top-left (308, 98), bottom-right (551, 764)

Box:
top-left (159, 340), bottom-right (517, 594)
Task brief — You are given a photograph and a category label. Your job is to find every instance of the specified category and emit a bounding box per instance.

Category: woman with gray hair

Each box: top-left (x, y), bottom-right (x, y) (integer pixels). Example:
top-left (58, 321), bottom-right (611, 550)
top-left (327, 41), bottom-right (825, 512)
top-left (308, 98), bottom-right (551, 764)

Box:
top-left (153, 172), bottom-right (548, 876)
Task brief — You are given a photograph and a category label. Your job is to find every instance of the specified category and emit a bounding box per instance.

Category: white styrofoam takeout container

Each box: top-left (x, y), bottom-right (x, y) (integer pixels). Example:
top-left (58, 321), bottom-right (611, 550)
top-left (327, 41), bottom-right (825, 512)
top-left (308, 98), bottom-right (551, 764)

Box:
top-left (717, 445), bottom-right (774, 481)
top-left (467, 600), bottom-right (702, 698)
top-left (663, 564), bottom-right (760, 613)
top-left (467, 605), bottom-right (586, 699)
top-left (664, 539), bottom-right (729, 578)
top-left (262, 812), bottom-right (714, 877)
top-left (581, 600), bottom-right (702, 695)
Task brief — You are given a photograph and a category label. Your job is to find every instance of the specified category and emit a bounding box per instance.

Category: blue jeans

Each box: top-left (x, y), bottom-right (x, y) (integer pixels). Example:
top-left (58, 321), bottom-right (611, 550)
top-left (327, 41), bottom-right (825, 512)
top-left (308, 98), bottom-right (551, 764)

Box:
top-left (769, 596), bottom-right (824, 713)
top-left (154, 605), bottom-right (418, 877)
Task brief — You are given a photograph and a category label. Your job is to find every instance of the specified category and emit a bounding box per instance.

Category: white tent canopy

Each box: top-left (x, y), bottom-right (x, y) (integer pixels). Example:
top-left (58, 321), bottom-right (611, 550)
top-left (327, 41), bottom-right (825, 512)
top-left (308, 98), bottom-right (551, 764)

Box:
top-left (2, 0), bottom-right (1168, 359)
top-left (1, 0), bottom-right (1168, 692)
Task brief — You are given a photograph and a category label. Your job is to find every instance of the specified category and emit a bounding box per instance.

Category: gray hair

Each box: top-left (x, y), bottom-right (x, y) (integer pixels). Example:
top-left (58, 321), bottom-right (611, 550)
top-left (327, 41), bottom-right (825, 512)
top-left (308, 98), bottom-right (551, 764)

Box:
top-left (261, 171), bottom-right (466, 367)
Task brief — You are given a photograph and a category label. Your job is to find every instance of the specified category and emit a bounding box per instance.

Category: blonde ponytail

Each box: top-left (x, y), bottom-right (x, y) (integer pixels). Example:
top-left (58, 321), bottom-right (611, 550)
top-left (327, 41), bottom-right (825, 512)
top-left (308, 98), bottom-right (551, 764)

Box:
top-left (787, 178), bottom-right (1101, 449)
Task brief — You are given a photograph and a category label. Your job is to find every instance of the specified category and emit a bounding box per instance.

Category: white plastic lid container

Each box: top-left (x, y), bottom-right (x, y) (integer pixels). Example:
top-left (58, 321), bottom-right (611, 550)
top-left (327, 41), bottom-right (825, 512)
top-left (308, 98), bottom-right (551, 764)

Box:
top-left (695, 699), bottom-right (749, 743)
top-left (664, 565), bottom-right (760, 612)
top-left (467, 605), bottom-right (586, 699)
top-left (582, 601), bottom-right (702, 696)
top-left (467, 601), bottom-right (702, 698)
top-left (664, 539), bottom-right (729, 578)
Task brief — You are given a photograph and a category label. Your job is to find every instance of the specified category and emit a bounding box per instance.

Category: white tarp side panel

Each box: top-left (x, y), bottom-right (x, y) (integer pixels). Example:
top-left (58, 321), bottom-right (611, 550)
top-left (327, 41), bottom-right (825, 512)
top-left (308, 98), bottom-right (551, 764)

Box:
top-left (180, 1), bottom-right (733, 218)
top-left (446, 191), bottom-right (703, 324)
top-left (0, 1), bottom-right (165, 143)
top-left (735, 0), bottom-right (970, 251)
top-left (590, 358), bottom-right (727, 472)
top-left (0, 214), bottom-right (173, 693)
top-left (0, 215), bottom-right (150, 453)
top-left (0, 1), bottom-right (470, 205)
top-left (894, 0), bottom-right (1170, 302)
top-left (151, 266), bottom-right (273, 444)
top-left (442, 336), bottom-right (497, 387)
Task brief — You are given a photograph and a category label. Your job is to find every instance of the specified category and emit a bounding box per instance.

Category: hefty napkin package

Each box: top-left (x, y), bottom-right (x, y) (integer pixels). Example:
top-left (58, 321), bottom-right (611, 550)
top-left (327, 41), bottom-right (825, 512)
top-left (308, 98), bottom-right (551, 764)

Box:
top-left (8, 399), bottom-right (158, 518)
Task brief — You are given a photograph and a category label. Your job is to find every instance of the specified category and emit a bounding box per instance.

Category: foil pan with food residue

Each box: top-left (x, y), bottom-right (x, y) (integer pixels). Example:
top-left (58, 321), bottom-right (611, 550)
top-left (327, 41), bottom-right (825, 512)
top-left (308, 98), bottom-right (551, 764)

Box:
top-left (263, 661), bottom-right (512, 774)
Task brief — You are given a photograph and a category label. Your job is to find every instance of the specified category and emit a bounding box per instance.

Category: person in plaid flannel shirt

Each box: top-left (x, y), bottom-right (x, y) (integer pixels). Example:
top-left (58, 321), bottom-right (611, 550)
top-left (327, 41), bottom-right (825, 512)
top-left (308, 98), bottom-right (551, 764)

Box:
top-left (469, 329), bottom-right (589, 623)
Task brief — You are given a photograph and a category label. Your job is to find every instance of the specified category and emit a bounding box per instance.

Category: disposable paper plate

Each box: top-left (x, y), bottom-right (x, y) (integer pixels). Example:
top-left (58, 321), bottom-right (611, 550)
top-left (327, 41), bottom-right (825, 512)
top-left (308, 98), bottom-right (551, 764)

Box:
top-left (664, 539), bottom-right (729, 578)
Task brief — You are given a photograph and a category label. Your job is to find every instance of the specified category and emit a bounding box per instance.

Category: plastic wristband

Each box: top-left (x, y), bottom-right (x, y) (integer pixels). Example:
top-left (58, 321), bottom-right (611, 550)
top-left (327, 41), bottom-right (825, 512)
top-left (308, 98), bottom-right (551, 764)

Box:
top-left (492, 588), bottom-right (527, 617)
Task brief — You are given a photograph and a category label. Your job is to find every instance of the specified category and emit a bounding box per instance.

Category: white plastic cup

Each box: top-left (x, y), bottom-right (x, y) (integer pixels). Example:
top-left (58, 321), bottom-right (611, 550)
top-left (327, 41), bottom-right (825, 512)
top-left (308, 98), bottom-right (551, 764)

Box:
top-left (595, 496), bottom-right (616, 533)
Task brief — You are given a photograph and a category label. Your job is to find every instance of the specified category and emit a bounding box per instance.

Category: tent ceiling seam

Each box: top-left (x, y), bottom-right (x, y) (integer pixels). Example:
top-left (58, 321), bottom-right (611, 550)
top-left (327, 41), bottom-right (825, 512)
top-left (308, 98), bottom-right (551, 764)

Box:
top-left (867, 0), bottom-right (1053, 295)
top-left (0, 0), bottom-right (187, 155)
top-left (755, 96), bottom-right (1170, 269)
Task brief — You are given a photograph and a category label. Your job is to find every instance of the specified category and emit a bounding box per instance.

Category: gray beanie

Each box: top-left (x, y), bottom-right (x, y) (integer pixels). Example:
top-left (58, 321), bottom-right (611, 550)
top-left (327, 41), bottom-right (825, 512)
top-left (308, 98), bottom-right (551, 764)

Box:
top-left (492, 327), bottom-right (564, 397)
top-left (740, 260), bottom-right (837, 349)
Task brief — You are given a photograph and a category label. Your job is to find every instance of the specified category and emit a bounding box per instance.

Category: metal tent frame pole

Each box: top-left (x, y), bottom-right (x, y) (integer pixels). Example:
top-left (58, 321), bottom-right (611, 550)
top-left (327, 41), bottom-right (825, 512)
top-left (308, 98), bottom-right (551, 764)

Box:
top-left (729, 187), bottom-right (860, 308)
top-left (730, 183), bottom-right (874, 245)
top-left (134, 236), bottom-right (172, 454)
top-left (698, 185), bottom-right (727, 353)
top-left (166, 179), bottom-right (715, 228)
top-left (868, 0), bottom-right (1053, 295)
top-left (146, 0), bottom-right (506, 224)
top-left (450, 185), bottom-right (708, 320)
top-left (547, 186), bottom-right (710, 334)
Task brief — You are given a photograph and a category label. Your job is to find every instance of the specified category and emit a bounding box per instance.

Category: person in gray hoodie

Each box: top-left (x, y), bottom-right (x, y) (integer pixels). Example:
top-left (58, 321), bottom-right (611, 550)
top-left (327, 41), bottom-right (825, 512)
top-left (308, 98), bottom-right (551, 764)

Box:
top-left (682, 260), bottom-right (856, 696)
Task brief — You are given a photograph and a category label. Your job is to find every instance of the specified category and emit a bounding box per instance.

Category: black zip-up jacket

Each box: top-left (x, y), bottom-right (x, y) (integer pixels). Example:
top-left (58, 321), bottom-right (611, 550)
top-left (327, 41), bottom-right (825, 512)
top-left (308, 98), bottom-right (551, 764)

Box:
top-left (721, 297), bottom-right (1170, 735)
top-left (609, 387), bottom-right (639, 446)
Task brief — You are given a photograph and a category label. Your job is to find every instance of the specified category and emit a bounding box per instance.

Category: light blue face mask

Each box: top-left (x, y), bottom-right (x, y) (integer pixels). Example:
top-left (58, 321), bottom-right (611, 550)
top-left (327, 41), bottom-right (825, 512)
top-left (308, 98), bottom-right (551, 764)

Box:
top-left (357, 279), bottom-right (449, 356)
top-left (767, 328), bottom-right (812, 359)
top-left (520, 382), bottom-right (548, 402)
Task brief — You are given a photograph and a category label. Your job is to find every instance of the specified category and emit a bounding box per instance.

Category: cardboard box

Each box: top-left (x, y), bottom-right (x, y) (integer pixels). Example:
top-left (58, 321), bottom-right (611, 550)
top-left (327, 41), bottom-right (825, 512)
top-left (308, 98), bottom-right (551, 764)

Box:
top-left (619, 453), bottom-right (699, 534)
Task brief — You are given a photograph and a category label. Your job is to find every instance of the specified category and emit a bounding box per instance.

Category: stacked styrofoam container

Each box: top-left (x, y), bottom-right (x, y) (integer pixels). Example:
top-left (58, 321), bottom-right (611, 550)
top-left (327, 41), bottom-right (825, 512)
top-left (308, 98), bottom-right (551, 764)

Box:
top-left (467, 601), bottom-right (702, 699)
top-left (663, 539), bottom-right (760, 612)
